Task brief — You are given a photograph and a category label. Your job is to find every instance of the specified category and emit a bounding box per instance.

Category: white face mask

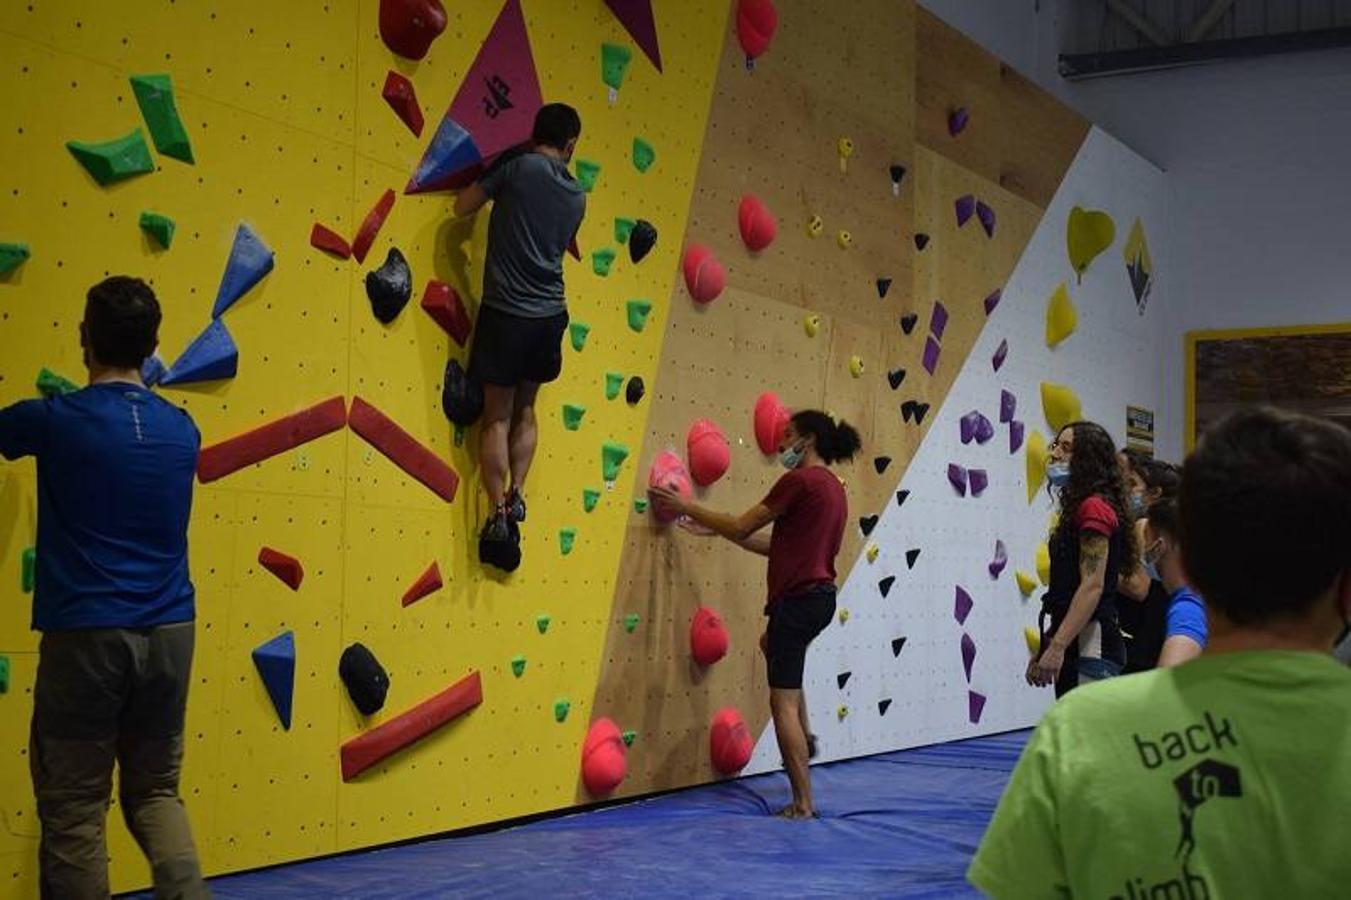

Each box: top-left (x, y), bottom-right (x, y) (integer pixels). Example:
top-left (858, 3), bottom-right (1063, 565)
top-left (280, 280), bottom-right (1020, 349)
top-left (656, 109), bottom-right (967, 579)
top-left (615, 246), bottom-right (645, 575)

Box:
top-left (779, 443), bottom-right (806, 470)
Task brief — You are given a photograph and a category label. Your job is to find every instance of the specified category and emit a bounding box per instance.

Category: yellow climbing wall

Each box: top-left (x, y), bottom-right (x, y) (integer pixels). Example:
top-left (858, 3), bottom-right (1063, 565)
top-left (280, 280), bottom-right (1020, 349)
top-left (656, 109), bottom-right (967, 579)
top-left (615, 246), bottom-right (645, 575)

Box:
top-left (0, 0), bottom-right (725, 893)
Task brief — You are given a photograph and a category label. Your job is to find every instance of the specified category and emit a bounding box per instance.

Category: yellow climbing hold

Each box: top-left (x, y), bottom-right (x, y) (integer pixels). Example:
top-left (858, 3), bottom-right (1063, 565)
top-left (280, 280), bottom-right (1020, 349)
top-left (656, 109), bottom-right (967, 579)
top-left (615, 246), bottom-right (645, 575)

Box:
top-left (806, 215), bottom-right (824, 238)
top-left (849, 355), bottom-right (865, 378)
top-left (838, 607), bottom-right (851, 624)
top-left (836, 229), bottom-right (852, 249)
top-left (1045, 282), bottom-right (1077, 348)
top-left (1067, 205), bottom-right (1116, 282)
top-left (1041, 382), bottom-right (1083, 433)
top-left (1025, 429), bottom-right (1047, 503)
top-left (866, 544), bottom-right (879, 563)
top-left (1035, 542), bottom-right (1050, 585)
top-left (803, 314), bottom-right (821, 337)
top-left (1024, 626), bottom-right (1041, 655)
top-left (837, 136), bottom-right (854, 173)
top-left (1015, 570), bottom-right (1038, 596)
top-left (836, 705), bottom-right (849, 721)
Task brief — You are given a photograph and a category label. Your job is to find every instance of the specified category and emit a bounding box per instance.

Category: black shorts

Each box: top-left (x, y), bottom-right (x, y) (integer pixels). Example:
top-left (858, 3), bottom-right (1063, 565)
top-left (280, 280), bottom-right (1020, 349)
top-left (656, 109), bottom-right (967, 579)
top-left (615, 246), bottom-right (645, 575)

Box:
top-left (765, 585), bottom-right (836, 689)
top-left (469, 305), bottom-right (568, 387)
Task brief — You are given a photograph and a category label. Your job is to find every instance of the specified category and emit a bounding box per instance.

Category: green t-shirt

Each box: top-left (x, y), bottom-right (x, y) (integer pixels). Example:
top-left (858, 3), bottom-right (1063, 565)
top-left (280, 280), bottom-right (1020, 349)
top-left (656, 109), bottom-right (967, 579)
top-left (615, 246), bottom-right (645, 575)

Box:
top-left (969, 651), bottom-right (1351, 899)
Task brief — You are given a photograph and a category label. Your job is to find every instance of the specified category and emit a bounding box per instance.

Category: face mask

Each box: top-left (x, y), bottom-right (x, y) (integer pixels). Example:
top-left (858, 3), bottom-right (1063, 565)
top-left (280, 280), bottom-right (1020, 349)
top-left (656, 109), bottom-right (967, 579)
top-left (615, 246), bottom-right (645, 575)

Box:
top-left (1046, 461), bottom-right (1070, 487)
top-left (1142, 539), bottom-right (1165, 582)
top-left (1129, 493), bottom-right (1147, 519)
top-left (779, 443), bottom-right (806, 470)
top-left (1142, 559), bottom-right (1160, 582)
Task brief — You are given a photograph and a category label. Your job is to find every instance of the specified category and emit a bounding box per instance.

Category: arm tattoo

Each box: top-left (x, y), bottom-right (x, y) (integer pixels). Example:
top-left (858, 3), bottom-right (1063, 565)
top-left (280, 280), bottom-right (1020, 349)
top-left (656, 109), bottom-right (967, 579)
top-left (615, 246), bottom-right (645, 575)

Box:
top-left (1080, 537), bottom-right (1107, 577)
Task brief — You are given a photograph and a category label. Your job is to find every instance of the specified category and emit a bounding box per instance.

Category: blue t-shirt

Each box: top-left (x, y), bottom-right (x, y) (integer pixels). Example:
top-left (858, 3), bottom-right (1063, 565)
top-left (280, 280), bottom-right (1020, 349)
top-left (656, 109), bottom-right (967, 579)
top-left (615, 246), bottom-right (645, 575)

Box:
top-left (0, 382), bottom-right (199, 631)
top-left (1166, 586), bottom-right (1208, 648)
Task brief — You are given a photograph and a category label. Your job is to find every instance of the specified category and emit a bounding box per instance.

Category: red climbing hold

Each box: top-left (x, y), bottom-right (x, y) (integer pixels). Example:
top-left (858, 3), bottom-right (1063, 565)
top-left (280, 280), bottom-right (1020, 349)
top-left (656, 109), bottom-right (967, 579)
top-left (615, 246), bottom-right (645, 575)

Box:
top-left (687, 418), bottom-right (730, 486)
top-left (351, 189), bottom-right (396, 264)
top-left (340, 670), bottom-right (482, 781)
top-left (401, 561), bottom-right (443, 607)
top-left (198, 396), bottom-right (348, 483)
top-left (420, 280), bottom-right (472, 347)
top-left (647, 450), bottom-right (693, 525)
top-left (710, 707), bottom-right (754, 775)
top-left (310, 223), bottom-right (351, 259)
top-left (753, 392), bottom-right (791, 455)
top-left (581, 716), bottom-right (628, 797)
top-left (737, 0), bottom-right (778, 63)
top-left (738, 194), bottom-right (777, 252)
top-left (348, 396), bottom-right (460, 502)
top-left (682, 243), bottom-right (726, 304)
top-left (378, 0), bottom-right (448, 61)
top-left (258, 547), bottom-right (304, 591)
top-left (690, 606), bottom-right (730, 666)
top-left (382, 70), bottom-right (425, 137)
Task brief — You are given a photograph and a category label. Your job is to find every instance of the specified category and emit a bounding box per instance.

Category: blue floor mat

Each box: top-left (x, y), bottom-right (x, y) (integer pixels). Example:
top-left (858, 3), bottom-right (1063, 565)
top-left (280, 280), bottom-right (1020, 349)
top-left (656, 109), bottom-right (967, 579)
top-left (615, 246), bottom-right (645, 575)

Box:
top-left (131, 729), bottom-right (1028, 899)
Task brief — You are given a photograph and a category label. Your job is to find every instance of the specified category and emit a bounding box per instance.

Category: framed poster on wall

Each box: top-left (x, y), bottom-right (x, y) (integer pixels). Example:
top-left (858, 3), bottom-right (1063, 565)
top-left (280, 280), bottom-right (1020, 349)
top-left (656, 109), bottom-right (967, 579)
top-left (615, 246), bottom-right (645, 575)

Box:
top-left (1185, 323), bottom-right (1351, 451)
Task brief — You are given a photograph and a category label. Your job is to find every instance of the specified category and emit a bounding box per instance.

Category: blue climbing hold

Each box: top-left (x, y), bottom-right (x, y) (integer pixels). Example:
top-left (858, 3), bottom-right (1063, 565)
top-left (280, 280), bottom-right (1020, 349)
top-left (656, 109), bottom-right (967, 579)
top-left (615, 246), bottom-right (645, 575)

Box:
top-left (140, 353), bottom-right (166, 387)
top-left (160, 320), bottom-right (238, 386)
top-left (406, 117), bottom-right (483, 194)
top-left (211, 223), bottom-right (274, 319)
top-left (252, 630), bottom-right (295, 730)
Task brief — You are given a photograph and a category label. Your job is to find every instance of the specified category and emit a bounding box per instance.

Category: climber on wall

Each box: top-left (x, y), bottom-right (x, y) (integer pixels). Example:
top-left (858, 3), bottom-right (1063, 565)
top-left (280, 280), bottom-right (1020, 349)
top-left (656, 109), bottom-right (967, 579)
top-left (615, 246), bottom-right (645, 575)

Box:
top-left (452, 103), bottom-right (587, 573)
top-left (650, 410), bottom-right (861, 819)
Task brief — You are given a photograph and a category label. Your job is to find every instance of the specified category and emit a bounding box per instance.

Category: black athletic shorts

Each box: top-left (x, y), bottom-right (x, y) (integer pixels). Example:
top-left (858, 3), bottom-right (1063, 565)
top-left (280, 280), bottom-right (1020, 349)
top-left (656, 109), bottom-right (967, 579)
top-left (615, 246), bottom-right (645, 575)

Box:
top-left (469, 305), bottom-right (568, 387)
top-left (765, 584), bottom-right (836, 689)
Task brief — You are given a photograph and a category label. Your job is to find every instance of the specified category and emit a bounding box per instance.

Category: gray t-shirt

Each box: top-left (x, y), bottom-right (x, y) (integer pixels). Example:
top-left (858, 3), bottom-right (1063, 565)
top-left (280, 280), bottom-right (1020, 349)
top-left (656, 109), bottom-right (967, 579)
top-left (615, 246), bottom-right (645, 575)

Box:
top-left (479, 152), bottom-right (586, 319)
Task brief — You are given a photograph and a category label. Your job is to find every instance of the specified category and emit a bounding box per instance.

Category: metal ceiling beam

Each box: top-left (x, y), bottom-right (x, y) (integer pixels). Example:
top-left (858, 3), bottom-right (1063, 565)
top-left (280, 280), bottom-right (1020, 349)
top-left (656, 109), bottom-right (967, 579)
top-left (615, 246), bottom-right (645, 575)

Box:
top-left (1185, 0), bottom-right (1237, 43)
top-left (1059, 25), bottom-right (1351, 79)
top-left (1104, 0), bottom-right (1170, 46)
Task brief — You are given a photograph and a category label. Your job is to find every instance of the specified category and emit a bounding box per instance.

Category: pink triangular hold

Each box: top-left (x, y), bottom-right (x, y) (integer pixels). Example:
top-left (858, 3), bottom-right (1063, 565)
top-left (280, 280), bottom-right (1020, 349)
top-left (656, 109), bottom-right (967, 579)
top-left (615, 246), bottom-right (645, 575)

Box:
top-left (259, 547), bottom-right (304, 591)
top-left (604, 0), bottom-right (662, 71)
top-left (402, 561), bottom-right (443, 607)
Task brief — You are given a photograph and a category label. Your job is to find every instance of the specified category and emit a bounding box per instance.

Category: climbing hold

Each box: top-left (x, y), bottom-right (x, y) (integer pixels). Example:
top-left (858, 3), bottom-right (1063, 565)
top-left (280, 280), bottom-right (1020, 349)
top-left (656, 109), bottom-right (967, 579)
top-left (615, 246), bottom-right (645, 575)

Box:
top-left (197, 396), bottom-right (347, 483)
top-left (1040, 381), bottom-right (1083, 432)
top-left (581, 717), bottom-right (627, 796)
top-left (929, 301), bottom-right (949, 340)
top-left (35, 368), bottom-right (79, 398)
top-left (900, 313), bottom-right (918, 335)
top-left (690, 606), bottom-right (729, 666)
top-left (836, 705), bottom-right (849, 721)
top-left (948, 463), bottom-right (968, 497)
top-left (859, 515), bottom-right (879, 537)
top-left (1024, 626), bottom-right (1041, 655)
top-left (625, 376), bottom-right (645, 405)
top-left (604, 371), bottom-right (625, 400)
top-left (605, 0), bottom-right (663, 71)
top-left (879, 575), bottom-right (895, 597)
top-left (602, 441), bottom-right (630, 483)
top-left (1025, 429), bottom-right (1047, 502)
top-left (687, 419), bottom-right (731, 486)
top-left (310, 223), bottom-right (351, 259)
top-left (890, 164), bottom-right (907, 195)
top-left (735, 0), bottom-right (778, 67)
top-left (878, 699), bottom-right (893, 715)
top-left (351, 189), bottom-right (396, 264)
top-left (0, 243), bottom-right (31, 276)
top-left (896, 489), bottom-right (910, 507)
top-left (592, 247), bottom-right (617, 277)
top-left (913, 233), bottom-right (929, 251)
top-left (922, 337), bottom-right (941, 375)
top-left (622, 729), bottom-right (637, 746)
top-left (1067, 205), bottom-right (1117, 281)
top-left (536, 614), bottom-right (551, 634)
top-left (66, 129), bottom-right (154, 185)
top-left (1035, 542), bottom-right (1051, 586)
top-left (633, 498), bottom-right (649, 513)
top-left (961, 633), bottom-right (977, 682)
top-left (648, 450), bottom-right (693, 524)
top-left (562, 403), bottom-right (586, 431)
top-left (838, 607), bottom-right (851, 624)
top-left (629, 219), bottom-right (657, 263)
top-left (710, 707), bottom-right (754, 775)
top-left (983, 289), bottom-right (1002, 316)
top-left (559, 527), bottom-right (577, 556)
top-left (849, 355), bottom-right (865, 378)
top-left (349, 396), bottom-right (460, 502)
top-left (258, 547), bottom-right (304, 591)
top-left (837, 136), bottom-right (854, 174)
top-left (583, 487), bottom-right (601, 512)
top-left (0, 655), bottom-right (8, 693)
top-left (1009, 419), bottom-right (1026, 454)
top-left (905, 548), bottom-right (921, 569)
top-left (992, 339), bottom-right (1009, 372)
top-left (887, 369), bottom-right (905, 390)
top-left (626, 298), bottom-right (653, 331)
top-left (955, 194), bottom-right (975, 227)
top-left (1046, 283), bottom-right (1077, 348)
top-left (442, 359), bottom-right (484, 428)
top-left (632, 136), bottom-right (656, 172)
top-left (1000, 389), bottom-right (1017, 423)
top-left (891, 637), bottom-right (907, 658)
top-left (130, 73), bottom-right (194, 163)
top-left (948, 107), bottom-right (969, 137)
top-left (968, 691), bottom-right (987, 724)
top-left (954, 585), bottom-right (974, 625)
top-left (876, 277), bottom-right (892, 299)
top-left (1124, 217), bottom-right (1154, 312)
top-left (989, 540), bottom-right (1008, 578)
top-left (252, 631), bottom-right (296, 730)
top-left (139, 211), bottom-right (175, 249)
top-left (568, 321), bottom-right (591, 352)
top-left (900, 400), bottom-right (929, 425)
top-left (960, 411), bottom-right (991, 445)
top-left (866, 544), bottom-right (880, 563)
top-left (382, 70), bottom-right (425, 136)
top-left (366, 247), bottom-right (413, 324)
top-left (340, 671), bottom-right (482, 781)
top-left (976, 200), bottom-right (996, 238)
top-left (623, 613), bottom-right (640, 633)
top-left (575, 158), bottom-right (602, 193)
top-left (836, 229), bottom-right (852, 250)
top-left (511, 655), bottom-right (527, 677)
top-left (601, 42), bottom-right (633, 102)
top-left (805, 215), bottom-right (824, 238)
top-left (738, 194), bottom-right (777, 252)
top-left (378, 0), bottom-right (448, 60)
top-left (874, 456), bottom-right (891, 474)
top-left (1015, 570), bottom-right (1038, 596)
top-left (682, 244), bottom-right (726, 304)
top-left (614, 216), bottom-right (636, 244)
top-left (753, 392), bottom-right (790, 455)
top-left (212, 223), bottom-right (275, 318)
top-left (421, 280), bottom-right (472, 347)
top-left (20, 547), bottom-right (35, 593)
top-left (161, 320), bottom-right (238, 386)
top-left (402, 561), bottom-right (443, 607)
top-left (803, 314), bottom-right (821, 338)
top-left (970, 468), bottom-right (989, 497)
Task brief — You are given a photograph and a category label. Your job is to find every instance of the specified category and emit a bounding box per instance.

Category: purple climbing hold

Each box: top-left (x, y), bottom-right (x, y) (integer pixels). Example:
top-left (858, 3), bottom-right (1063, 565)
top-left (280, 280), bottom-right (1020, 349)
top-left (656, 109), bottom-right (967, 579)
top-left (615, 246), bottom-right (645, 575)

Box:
top-left (948, 107), bottom-right (969, 137)
top-left (212, 223), bottom-right (274, 319)
top-left (1009, 420), bottom-right (1025, 454)
top-left (922, 337), bottom-right (941, 375)
top-left (974, 414), bottom-right (994, 445)
top-left (983, 289), bottom-right (1002, 316)
top-left (160, 320), bottom-right (238, 386)
top-left (954, 585), bottom-right (973, 625)
top-left (968, 690), bottom-right (986, 724)
top-left (929, 301), bottom-right (949, 340)
top-left (1000, 389), bottom-right (1016, 423)
top-left (955, 195), bottom-right (975, 227)
top-left (976, 200), bottom-right (996, 238)
top-left (947, 463), bottom-right (968, 496)
top-left (961, 633), bottom-right (977, 682)
top-left (960, 410), bottom-right (980, 445)
top-left (969, 468), bottom-right (989, 496)
top-left (988, 539), bottom-right (1007, 579)
top-left (992, 339), bottom-right (1008, 372)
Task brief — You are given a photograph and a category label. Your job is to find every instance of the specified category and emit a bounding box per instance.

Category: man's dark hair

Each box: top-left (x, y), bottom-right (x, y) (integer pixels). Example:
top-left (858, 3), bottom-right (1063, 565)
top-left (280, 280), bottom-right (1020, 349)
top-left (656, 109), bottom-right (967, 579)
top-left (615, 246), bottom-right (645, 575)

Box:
top-left (1180, 406), bottom-right (1351, 626)
top-left (1121, 446), bottom-right (1152, 476)
top-left (1139, 458), bottom-right (1181, 499)
top-left (1145, 495), bottom-right (1180, 541)
top-left (532, 103), bottom-right (581, 151)
top-left (84, 276), bottom-right (161, 368)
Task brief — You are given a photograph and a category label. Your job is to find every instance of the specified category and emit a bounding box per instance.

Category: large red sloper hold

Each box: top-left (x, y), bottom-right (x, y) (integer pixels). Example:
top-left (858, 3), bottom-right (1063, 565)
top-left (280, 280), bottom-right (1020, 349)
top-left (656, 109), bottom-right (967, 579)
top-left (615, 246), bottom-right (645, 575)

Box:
top-left (737, 0), bottom-right (779, 61)
top-left (382, 70), bottom-right (425, 137)
top-left (420, 280), bottom-right (472, 347)
top-left (738, 194), bottom-right (777, 252)
top-left (378, 0), bottom-right (448, 61)
top-left (682, 244), bottom-right (726, 304)
top-left (581, 717), bottom-right (627, 797)
top-left (310, 223), bottom-right (351, 258)
top-left (258, 547), bottom-right (304, 591)
top-left (351, 189), bottom-right (396, 264)
top-left (401, 561), bottom-right (443, 607)
top-left (348, 396), bottom-right (460, 502)
top-left (198, 396), bottom-right (348, 483)
top-left (340, 670), bottom-right (482, 781)
top-left (710, 707), bottom-right (754, 775)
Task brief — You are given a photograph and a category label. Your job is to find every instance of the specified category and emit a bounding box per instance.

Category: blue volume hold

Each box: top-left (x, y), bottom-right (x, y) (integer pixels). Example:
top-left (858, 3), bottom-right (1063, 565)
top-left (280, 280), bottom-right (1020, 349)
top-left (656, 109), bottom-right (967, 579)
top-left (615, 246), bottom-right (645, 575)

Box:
top-left (251, 630), bottom-right (296, 730)
top-left (211, 222), bottom-right (275, 318)
top-left (160, 320), bottom-right (238, 386)
top-left (407, 117), bottom-right (482, 194)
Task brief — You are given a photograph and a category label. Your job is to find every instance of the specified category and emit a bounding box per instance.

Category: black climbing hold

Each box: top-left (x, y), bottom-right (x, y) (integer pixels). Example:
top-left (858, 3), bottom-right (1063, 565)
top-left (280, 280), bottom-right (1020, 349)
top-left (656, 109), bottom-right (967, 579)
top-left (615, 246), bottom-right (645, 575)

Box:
top-left (626, 375), bottom-right (645, 405)
top-left (365, 247), bottom-right (412, 324)
top-left (441, 358), bottom-right (484, 427)
top-left (887, 368), bottom-right (906, 390)
top-left (878, 575), bottom-right (895, 597)
top-left (878, 698), bottom-right (893, 715)
top-left (874, 456), bottom-right (891, 474)
top-left (900, 313), bottom-right (918, 335)
top-left (891, 636), bottom-right (907, 657)
top-left (339, 642), bottom-right (390, 716)
top-left (889, 164), bottom-right (906, 185)
top-left (914, 233), bottom-right (930, 251)
top-left (896, 489), bottom-right (910, 507)
top-left (629, 219), bottom-right (657, 264)
top-left (912, 402), bottom-right (930, 425)
top-left (837, 672), bottom-right (851, 689)
top-left (859, 515), bottom-right (878, 537)
top-left (876, 277), bottom-right (892, 298)
top-left (901, 400), bottom-right (915, 423)
top-left (905, 548), bottom-right (920, 569)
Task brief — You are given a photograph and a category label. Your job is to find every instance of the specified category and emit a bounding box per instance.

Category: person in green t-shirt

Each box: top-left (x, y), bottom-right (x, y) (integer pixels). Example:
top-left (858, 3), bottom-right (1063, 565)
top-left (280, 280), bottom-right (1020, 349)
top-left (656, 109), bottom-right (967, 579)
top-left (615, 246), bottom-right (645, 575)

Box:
top-left (970, 406), bottom-right (1351, 899)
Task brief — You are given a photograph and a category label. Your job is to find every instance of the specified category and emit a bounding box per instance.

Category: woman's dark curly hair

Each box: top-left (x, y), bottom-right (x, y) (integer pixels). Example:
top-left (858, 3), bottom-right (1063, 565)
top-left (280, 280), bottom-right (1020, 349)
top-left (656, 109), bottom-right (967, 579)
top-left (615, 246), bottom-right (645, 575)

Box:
top-left (1051, 420), bottom-right (1139, 572)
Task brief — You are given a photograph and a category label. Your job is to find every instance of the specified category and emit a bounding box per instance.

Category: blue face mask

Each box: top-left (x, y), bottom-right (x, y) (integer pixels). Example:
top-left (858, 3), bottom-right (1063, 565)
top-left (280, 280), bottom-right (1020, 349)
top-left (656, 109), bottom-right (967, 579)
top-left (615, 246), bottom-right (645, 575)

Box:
top-left (1129, 493), bottom-right (1147, 519)
top-left (1046, 461), bottom-right (1070, 487)
top-left (780, 443), bottom-right (806, 470)
top-left (1142, 559), bottom-right (1160, 581)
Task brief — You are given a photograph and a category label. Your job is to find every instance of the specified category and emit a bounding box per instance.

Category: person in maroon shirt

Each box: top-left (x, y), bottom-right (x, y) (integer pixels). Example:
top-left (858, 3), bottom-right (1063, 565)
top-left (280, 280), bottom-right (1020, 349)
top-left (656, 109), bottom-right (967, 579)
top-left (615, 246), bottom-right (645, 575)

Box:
top-left (651, 410), bottom-right (859, 819)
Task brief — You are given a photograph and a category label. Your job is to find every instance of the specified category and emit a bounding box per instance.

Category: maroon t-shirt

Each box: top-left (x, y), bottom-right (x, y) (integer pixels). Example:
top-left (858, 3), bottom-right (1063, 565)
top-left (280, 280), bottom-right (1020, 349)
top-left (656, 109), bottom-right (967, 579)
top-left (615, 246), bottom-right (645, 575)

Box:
top-left (761, 466), bottom-right (847, 606)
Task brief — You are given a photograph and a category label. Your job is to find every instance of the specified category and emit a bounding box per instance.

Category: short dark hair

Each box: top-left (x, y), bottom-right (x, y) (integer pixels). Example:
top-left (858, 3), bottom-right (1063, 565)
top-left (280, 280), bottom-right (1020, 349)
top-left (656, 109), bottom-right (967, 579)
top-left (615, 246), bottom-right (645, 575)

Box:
top-left (1139, 458), bottom-right (1181, 499)
top-left (1121, 446), bottom-right (1152, 475)
top-left (532, 103), bottom-right (581, 151)
top-left (84, 276), bottom-right (161, 368)
top-left (1180, 406), bottom-right (1351, 626)
top-left (1145, 495), bottom-right (1180, 541)
top-left (789, 410), bottom-right (861, 465)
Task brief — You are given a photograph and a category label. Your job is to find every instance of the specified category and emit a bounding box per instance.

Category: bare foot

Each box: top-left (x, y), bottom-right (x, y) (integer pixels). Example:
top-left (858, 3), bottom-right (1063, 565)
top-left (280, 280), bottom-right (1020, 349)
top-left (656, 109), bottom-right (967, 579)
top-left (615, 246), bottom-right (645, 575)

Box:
top-left (775, 804), bottom-right (817, 820)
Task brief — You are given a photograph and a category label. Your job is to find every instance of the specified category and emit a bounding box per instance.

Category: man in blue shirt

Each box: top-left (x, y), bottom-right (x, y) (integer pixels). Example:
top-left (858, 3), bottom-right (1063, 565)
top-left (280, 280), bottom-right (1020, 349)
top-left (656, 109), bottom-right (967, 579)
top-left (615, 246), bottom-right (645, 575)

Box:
top-left (1141, 496), bottom-right (1208, 666)
top-left (0, 276), bottom-right (207, 898)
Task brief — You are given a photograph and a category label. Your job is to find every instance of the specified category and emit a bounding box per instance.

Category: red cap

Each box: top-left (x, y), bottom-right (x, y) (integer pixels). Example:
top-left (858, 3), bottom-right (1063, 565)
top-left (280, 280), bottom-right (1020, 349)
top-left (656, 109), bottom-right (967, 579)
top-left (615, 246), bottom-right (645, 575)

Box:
top-left (736, 0), bottom-right (779, 61)
top-left (581, 717), bottom-right (627, 796)
top-left (753, 392), bottom-right (791, 456)
top-left (682, 243), bottom-right (726, 304)
top-left (690, 606), bottom-right (730, 666)
top-left (648, 450), bottom-right (693, 525)
top-left (738, 195), bottom-right (778, 252)
top-left (710, 707), bottom-right (755, 775)
top-left (687, 419), bottom-right (731, 486)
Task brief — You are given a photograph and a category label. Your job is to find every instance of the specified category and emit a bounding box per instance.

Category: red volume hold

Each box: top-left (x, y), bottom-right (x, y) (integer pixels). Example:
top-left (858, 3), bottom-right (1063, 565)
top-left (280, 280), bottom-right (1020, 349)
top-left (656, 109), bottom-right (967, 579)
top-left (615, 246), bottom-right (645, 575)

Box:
top-left (258, 547), bottom-right (304, 591)
top-left (351, 189), bottom-right (396, 264)
top-left (340, 670), bottom-right (482, 781)
top-left (420, 280), bottom-right (472, 347)
top-left (401, 561), bottom-right (443, 607)
top-left (382, 70), bottom-right (425, 136)
top-left (197, 396), bottom-right (348, 483)
top-left (310, 222), bottom-right (351, 259)
top-left (348, 396), bottom-right (460, 502)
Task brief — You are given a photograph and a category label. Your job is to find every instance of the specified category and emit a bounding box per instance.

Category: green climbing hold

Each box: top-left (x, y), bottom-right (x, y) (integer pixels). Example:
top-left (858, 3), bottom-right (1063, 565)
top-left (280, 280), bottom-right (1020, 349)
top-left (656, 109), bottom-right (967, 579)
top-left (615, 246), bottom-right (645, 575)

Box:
top-left (601, 42), bottom-right (633, 92)
top-left (602, 441), bottom-right (630, 483)
top-left (583, 488), bottom-right (601, 512)
top-left (633, 498), bottom-right (649, 514)
top-left (21, 547), bottom-right (36, 594)
top-left (554, 698), bottom-right (571, 722)
top-left (621, 729), bottom-right (636, 747)
top-left (0, 243), bottom-right (31, 276)
top-left (562, 403), bottom-right (587, 431)
top-left (575, 158), bottom-right (601, 192)
top-left (130, 74), bottom-right (194, 164)
top-left (614, 217), bottom-right (636, 244)
top-left (139, 211), bottom-right (175, 249)
top-left (592, 248), bottom-right (617, 277)
top-left (511, 655), bottom-right (526, 678)
top-left (623, 613), bottom-right (640, 633)
top-left (0, 654), bottom-right (9, 694)
top-left (66, 129), bottom-right (154, 185)
top-left (36, 368), bottom-right (79, 398)
top-left (633, 137), bottom-right (655, 173)
top-left (569, 321), bottom-right (591, 352)
top-left (627, 299), bottom-right (653, 332)
top-left (559, 527), bottom-right (577, 555)
top-left (604, 371), bottom-right (625, 400)
top-left (536, 614), bottom-right (551, 634)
